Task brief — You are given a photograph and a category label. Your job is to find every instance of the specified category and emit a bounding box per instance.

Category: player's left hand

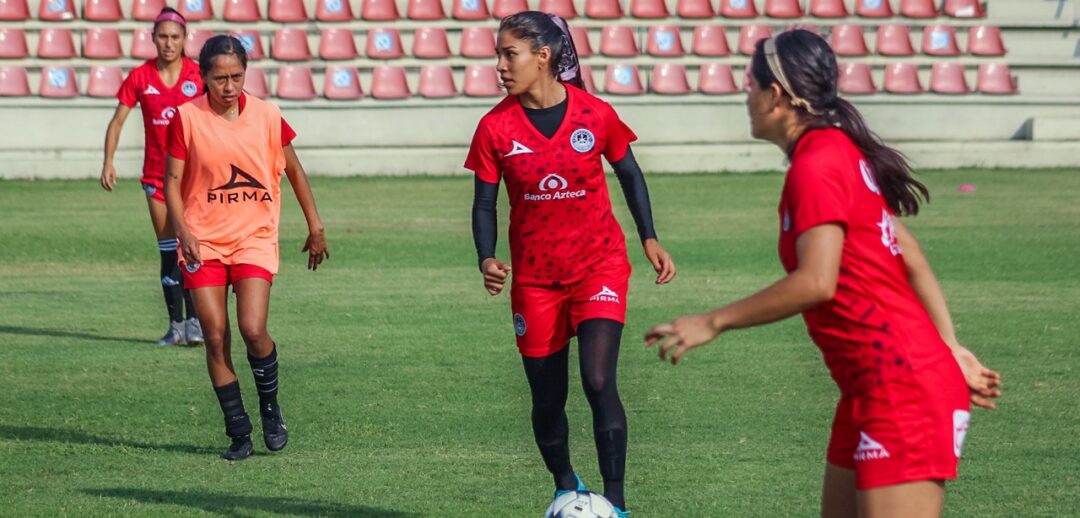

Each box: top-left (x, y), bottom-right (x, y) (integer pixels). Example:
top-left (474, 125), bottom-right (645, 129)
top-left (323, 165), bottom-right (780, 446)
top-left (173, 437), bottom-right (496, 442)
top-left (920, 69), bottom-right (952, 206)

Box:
top-left (643, 239), bottom-right (675, 285)
top-left (645, 313), bottom-right (720, 365)
top-left (951, 344), bottom-right (1001, 410)
top-left (303, 228), bottom-right (329, 271)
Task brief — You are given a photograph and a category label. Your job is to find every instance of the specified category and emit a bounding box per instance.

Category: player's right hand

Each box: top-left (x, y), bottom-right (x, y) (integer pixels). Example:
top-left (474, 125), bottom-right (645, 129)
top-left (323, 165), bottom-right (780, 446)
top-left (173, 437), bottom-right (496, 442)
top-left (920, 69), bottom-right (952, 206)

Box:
top-left (480, 258), bottom-right (511, 296)
top-left (100, 164), bottom-right (117, 192)
top-left (177, 230), bottom-right (202, 269)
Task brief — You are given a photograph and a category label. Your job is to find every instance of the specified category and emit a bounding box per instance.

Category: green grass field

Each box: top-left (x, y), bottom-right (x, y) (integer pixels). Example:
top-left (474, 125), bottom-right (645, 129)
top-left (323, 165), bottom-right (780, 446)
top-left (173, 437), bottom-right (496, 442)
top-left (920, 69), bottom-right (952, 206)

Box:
top-left (0, 169), bottom-right (1077, 517)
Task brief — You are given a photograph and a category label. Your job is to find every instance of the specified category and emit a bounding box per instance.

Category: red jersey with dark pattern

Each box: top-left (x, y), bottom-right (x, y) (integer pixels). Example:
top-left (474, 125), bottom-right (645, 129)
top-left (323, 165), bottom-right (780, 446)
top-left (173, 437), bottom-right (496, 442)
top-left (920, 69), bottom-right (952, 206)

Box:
top-left (117, 58), bottom-right (203, 188)
top-left (778, 128), bottom-right (955, 397)
top-left (465, 85), bottom-right (637, 287)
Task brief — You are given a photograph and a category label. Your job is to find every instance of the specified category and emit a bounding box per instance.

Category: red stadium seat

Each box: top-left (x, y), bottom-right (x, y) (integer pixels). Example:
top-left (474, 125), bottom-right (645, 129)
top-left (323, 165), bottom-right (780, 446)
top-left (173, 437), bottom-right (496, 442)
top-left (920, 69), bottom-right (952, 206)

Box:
top-left (464, 64), bottom-right (502, 97)
top-left (922, 26), bottom-right (959, 56)
top-left (370, 66), bottom-right (410, 99)
top-left (184, 29), bottom-right (212, 58)
top-left (875, 24), bottom-right (915, 56)
top-left (646, 26), bottom-right (685, 57)
top-left (84, 27), bottom-right (123, 59)
top-left (177, 0), bottom-right (213, 21)
top-left (580, 64), bottom-right (596, 94)
top-left (605, 64), bottom-right (643, 95)
top-left (224, 0), bottom-right (261, 21)
top-left (976, 63), bottom-right (1016, 94)
top-left (84, 0), bottom-right (123, 21)
top-left (899, 0), bottom-right (936, 18)
top-left (131, 27), bottom-right (156, 59)
top-left (131, 0), bottom-right (164, 20)
top-left (855, 0), bottom-right (892, 17)
top-left (0, 66), bottom-right (30, 96)
top-left (408, 0), bottom-right (445, 19)
top-left (698, 63), bottom-right (739, 94)
top-left (412, 27), bottom-right (451, 59)
top-left (600, 26), bottom-right (639, 57)
top-left (883, 62), bottom-right (922, 93)
top-left (39, 66), bottom-right (79, 98)
top-left (765, 0), bottom-right (802, 18)
top-left (37, 28), bottom-right (76, 59)
top-left (720, 0), bottom-right (757, 18)
top-left (0, 28), bottom-right (28, 59)
top-left (692, 25), bottom-right (731, 56)
top-left (244, 67), bottom-right (269, 98)
top-left (968, 26), bottom-right (1005, 56)
top-left (929, 62), bottom-right (968, 93)
top-left (809, 0), bottom-right (846, 17)
top-left (631, 0), bottom-right (669, 18)
top-left (453, 0), bottom-right (490, 19)
top-left (571, 27), bottom-right (593, 57)
top-left (87, 65), bottom-right (124, 97)
top-left (361, 0), bottom-right (399, 20)
top-left (460, 27), bottom-right (496, 58)
top-left (677, 0), bottom-right (714, 18)
top-left (231, 30), bottom-right (266, 60)
top-left (418, 65), bottom-right (457, 98)
top-left (316, 0), bottom-right (354, 21)
top-left (270, 0), bottom-right (309, 21)
top-left (586, 0), bottom-right (623, 19)
top-left (830, 24), bottom-right (869, 56)
top-left (738, 25), bottom-right (772, 55)
top-left (493, 0), bottom-right (527, 18)
top-left (838, 62), bottom-right (876, 94)
top-left (943, 0), bottom-right (983, 18)
top-left (275, 65), bottom-right (317, 99)
top-left (0, 0), bottom-right (30, 21)
top-left (540, 0), bottom-right (577, 18)
top-left (324, 65), bottom-right (363, 99)
top-left (319, 28), bottom-right (359, 60)
top-left (39, 0), bottom-right (77, 20)
top-left (272, 28), bottom-right (312, 61)
top-left (650, 63), bottom-right (690, 95)
top-left (365, 28), bottom-right (403, 59)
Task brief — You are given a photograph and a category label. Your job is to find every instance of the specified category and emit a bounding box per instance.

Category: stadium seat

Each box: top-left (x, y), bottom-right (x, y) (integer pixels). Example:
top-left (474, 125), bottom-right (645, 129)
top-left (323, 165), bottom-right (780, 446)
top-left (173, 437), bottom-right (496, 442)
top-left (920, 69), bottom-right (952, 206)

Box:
top-left (184, 29), bottom-right (212, 58)
top-left (899, 0), bottom-right (936, 18)
top-left (453, 0), bottom-right (489, 19)
top-left (275, 65), bottom-right (316, 99)
top-left (929, 62), bottom-right (968, 93)
top-left (855, 0), bottom-right (892, 17)
top-left (571, 27), bottom-right (593, 57)
top-left (692, 25), bottom-right (731, 56)
top-left (809, 0), bottom-right (846, 17)
top-left (244, 67), bottom-right (269, 98)
top-left (131, 27), bottom-right (156, 59)
top-left (540, 0), bottom-right (577, 18)
top-left (231, 30), bottom-right (266, 60)
top-left (977, 63), bottom-right (1016, 94)
top-left (84, 27), bottom-right (123, 59)
top-left (37, 28), bottom-right (76, 59)
top-left (922, 25), bottom-right (959, 56)
top-left (600, 26), bottom-right (639, 57)
top-left (0, 66), bottom-right (30, 96)
top-left (464, 64), bottom-right (502, 97)
top-left (460, 27), bottom-right (496, 58)
top-left (87, 65), bottom-right (123, 97)
top-left (838, 62), bottom-right (876, 94)
top-left (580, 64), bottom-right (596, 93)
top-left (365, 28), bottom-right (403, 59)
top-left (412, 27), bottom-right (451, 59)
top-left (39, 66), bottom-right (78, 98)
top-left (586, 0), bottom-right (623, 18)
top-left (738, 25), bottom-right (772, 55)
top-left (830, 24), bottom-right (869, 56)
top-left (883, 62), bottom-right (922, 93)
top-left (407, 0), bottom-right (445, 19)
top-left (765, 0), bottom-right (802, 18)
top-left (224, 0), bottom-right (261, 21)
top-left (319, 28), bottom-right (359, 60)
top-left (176, 0), bottom-right (212, 21)
top-left (943, 0), bottom-right (984, 18)
top-left (130, 0), bottom-right (163, 20)
top-left (699, 63), bottom-right (739, 94)
top-left (646, 26), bottom-right (685, 57)
top-left (418, 65), bottom-right (457, 98)
top-left (493, 0), bottom-right (527, 18)
top-left (0, 0), bottom-right (30, 21)
top-left (875, 24), bottom-right (915, 56)
top-left (361, 0), bottom-right (399, 20)
top-left (968, 26), bottom-right (1005, 56)
top-left (650, 63), bottom-right (690, 95)
top-left (270, 0), bottom-right (309, 21)
top-left (0, 28), bottom-right (28, 59)
top-left (677, 0), bottom-right (714, 18)
top-left (272, 28), bottom-right (312, 62)
top-left (39, 0), bottom-right (77, 20)
top-left (370, 66), bottom-right (410, 99)
top-left (720, 0), bottom-right (758, 18)
top-left (324, 65), bottom-right (363, 99)
top-left (316, 0), bottom-right (354, 21)
top-left (604, 64), bottom-right (643, 95)
top-left (84, 0), bottom-right (123, 21)
top-left (631, 0), bottom-right (669, 18)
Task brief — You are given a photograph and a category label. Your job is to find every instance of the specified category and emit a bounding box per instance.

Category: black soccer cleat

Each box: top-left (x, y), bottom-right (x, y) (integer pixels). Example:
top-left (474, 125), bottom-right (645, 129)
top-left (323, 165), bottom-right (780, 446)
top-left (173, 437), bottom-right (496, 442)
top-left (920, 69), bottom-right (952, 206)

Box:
top-left (221, 435), bottom-right (253, 461)
top-left (261, 403), bottom-right (288, 452)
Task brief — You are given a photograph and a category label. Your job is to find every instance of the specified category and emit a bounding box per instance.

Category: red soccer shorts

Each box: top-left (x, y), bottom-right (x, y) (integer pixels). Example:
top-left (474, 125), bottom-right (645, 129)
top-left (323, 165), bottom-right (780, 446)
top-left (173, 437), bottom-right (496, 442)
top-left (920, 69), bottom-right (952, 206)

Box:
top-left (509, 254), bottom-right (631, 358)
top-left (142, 182), bottom-right (165, 203)
top-left (182, 259), bottom-right (273, 289)
top-left (826, 358), bottom-right (971, 490)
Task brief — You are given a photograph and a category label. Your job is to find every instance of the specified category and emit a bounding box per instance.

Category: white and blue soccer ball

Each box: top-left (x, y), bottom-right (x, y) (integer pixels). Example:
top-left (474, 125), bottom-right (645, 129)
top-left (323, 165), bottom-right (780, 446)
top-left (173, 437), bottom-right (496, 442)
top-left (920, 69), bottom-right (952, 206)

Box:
top-left (544, 491), bottom-right (618, 518)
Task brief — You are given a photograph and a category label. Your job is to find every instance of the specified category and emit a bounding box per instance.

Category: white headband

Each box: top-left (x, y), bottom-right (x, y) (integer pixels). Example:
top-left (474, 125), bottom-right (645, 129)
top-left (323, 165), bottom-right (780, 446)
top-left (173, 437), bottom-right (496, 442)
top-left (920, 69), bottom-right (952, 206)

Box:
top-left (764, 37), bottom-right (822, 116)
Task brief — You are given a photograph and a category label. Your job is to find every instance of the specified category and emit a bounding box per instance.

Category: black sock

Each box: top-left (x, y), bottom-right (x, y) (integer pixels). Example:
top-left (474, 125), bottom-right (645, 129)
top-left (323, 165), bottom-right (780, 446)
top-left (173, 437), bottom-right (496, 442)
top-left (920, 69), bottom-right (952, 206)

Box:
top-left (595, 428), bottom-right (627, 509)
top-left (248, 345), bottom-right (279, 410)
top-left (159, 242), bottom-right (184, 323)
top-left (213, 381), bottom-right (252, 438)
top-left (182, 289), bottom-right (196, 320)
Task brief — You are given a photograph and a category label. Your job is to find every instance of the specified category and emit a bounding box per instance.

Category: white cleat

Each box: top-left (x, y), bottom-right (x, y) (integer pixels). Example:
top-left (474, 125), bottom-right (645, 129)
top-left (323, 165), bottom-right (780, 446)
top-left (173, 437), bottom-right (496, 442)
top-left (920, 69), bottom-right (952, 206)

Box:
top-left (185, 318), bottom-right (205, 347)
top-left (156, 321), bottom-right (186, 346)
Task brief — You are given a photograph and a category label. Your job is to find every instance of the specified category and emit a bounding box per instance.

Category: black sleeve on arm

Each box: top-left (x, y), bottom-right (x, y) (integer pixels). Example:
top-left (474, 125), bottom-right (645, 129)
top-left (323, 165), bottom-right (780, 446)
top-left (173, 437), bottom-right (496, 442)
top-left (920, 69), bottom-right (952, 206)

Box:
top-left (472, 177), bottom-right (500, 270)
top-left (611, 146), bottom-right (658, 242)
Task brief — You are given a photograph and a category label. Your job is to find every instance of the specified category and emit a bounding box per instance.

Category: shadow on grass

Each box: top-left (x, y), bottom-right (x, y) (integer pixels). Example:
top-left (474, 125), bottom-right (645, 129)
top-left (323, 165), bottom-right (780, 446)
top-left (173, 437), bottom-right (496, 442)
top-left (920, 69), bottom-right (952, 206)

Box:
top-left (83, 488), bottom-right (416, 517)
top-left (0, 325), bottom-right (146, 344)
top-left (0, 425), bottom-right (219, 455)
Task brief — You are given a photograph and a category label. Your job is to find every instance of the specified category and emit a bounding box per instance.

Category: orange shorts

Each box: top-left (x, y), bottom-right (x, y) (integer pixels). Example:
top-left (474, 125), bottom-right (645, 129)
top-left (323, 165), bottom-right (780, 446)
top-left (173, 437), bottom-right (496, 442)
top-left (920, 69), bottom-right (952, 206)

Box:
top-left (182, 259), bottom-right (273, 289)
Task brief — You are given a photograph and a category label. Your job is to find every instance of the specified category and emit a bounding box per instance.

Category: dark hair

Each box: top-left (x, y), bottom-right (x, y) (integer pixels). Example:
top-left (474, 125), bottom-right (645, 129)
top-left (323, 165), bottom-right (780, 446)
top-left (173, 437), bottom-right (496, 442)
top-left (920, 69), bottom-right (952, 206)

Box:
top-left (499, 11), bottom-right (585, 91)
top-left (198, 35), bottom-right (248, 93)
top-left (751, 29), bottom-right (929, 216)
top-left (152, 7), bottom-right (186, 34)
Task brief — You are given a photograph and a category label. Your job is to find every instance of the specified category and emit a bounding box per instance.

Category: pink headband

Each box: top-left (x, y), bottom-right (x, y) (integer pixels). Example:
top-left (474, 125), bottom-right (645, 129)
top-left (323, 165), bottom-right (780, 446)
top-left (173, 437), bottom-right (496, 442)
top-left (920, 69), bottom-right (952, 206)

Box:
top-left (154, 11), bottom-right (186, 27)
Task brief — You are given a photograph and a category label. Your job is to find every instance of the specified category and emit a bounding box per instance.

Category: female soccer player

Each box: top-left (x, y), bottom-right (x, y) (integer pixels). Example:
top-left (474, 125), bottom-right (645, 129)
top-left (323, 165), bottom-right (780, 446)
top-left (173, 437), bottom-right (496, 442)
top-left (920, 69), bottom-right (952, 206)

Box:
top-left (645, 30), bottom-right (1001, 518)
top-left (467, 12), bottom-right (675, 516)
top-left (164, 35), bottom-right (329, 461)
top-left (100, 7), bottom-right (204, 346)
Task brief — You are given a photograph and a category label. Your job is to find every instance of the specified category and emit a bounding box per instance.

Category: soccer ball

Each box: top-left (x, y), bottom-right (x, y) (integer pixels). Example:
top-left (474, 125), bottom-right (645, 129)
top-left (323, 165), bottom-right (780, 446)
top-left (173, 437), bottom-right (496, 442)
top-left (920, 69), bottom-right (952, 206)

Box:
top-left (544, 491), bottom-right (618, 518)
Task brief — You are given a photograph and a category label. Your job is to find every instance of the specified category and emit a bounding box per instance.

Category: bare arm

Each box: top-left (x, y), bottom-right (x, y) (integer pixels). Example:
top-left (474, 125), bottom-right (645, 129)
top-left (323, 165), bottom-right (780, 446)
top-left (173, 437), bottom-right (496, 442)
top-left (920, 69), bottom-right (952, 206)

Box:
top-left (282, 145), bottom-right (329, 270)
top-left (164, 154), bottom-right (199, 265)
top-left (101, 103), bottom-right (132, 191)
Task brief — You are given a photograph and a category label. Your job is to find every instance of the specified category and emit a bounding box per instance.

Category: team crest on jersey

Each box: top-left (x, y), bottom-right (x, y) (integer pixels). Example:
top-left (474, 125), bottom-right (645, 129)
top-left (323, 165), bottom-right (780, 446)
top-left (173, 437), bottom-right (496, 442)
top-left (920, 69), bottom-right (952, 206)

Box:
top-left (570, 129), bottom-right (595, 153)
top-left (513, 313), bottom-right (527, 336)
top-left (185, 262), bottom-right (201, 273)
top-left (505, 140), bottom-right (534, 157)
top-left (860, 160), bottom-right (880, 194)
top-left (181, 80), bottom-right (198, 97)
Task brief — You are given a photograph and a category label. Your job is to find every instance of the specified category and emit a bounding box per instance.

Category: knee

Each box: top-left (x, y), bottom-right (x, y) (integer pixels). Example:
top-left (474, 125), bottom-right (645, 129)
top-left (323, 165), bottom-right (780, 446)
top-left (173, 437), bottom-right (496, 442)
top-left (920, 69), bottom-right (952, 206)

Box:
top-left (237, 322), bottom-right (268, 346)
top-left (582, 373), bottom-right (616, 401)
top-left (202, 328), bottom-right (228, 350)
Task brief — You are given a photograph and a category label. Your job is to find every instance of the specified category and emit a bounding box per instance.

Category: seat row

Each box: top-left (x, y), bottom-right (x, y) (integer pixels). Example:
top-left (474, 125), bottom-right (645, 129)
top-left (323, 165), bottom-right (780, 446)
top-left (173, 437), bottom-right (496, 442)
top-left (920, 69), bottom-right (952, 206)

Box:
top-left (1, 23), bottom-right (1006, 61)
top-left (0, 0), bottom-right (987, 23)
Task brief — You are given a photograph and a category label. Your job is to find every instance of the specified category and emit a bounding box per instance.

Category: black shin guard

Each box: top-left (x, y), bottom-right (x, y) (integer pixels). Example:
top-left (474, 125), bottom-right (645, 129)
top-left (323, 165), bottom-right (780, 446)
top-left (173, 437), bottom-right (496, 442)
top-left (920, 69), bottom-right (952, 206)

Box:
top-left (213, 381), bottom-right (252, 438)
top-left (248, 345), bottom-right (279, 408)
top-left (159, 244), bottom-right (184, 323)
top-left (595, 428), bottom-right (627, 508)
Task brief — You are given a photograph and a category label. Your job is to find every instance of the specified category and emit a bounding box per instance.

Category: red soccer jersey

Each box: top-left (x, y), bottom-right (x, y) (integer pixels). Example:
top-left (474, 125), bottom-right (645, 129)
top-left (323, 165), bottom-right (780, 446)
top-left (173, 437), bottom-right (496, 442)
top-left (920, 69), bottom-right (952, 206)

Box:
top-left (778, 128), bottom-right (953, 397)
top-left (117, 58), bottom-right (203, 189)
top-left (465, 85), bottom-right (637, 286)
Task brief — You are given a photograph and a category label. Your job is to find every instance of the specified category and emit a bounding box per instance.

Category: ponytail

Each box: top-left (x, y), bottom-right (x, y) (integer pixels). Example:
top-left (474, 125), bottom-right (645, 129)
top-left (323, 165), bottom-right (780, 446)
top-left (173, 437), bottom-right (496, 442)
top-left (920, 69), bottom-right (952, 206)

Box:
top-left (499, 11), bottom-right (585, 91)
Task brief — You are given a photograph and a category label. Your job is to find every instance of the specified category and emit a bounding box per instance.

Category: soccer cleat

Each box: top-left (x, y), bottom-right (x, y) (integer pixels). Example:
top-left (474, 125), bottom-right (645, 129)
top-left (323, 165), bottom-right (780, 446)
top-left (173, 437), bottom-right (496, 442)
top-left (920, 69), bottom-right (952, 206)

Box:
top-left (221, 435), bottom-right (253, 461)
top-left (156, 321), bottom-right (186, 346)
top-left (184, 318), bottom-right (204, 346)
top-left (554, 472), bottom-right (588, 499)
top-left (614, 506), bottom-right (632, 518)
top-left (261, 403), bottom-right (289, 451)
